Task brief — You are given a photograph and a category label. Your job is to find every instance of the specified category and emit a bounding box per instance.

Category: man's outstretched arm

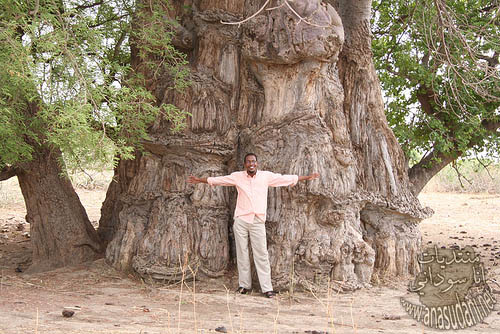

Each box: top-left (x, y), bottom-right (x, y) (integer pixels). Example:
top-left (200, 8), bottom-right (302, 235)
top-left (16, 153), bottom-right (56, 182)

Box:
top-left (187, 176), bottom-right (208, 184)
top-left (187, 174), bottom-right (237, 186)
top-left (268, 172), bottom-right (320, 187)
top-left (298, 173), bottom-right (320, 182)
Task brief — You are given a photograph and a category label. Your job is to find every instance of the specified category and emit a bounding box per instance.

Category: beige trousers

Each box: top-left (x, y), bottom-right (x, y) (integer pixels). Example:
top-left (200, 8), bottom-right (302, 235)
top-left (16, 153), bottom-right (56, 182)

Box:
top-left (233, 217), bottom-right (273, 292)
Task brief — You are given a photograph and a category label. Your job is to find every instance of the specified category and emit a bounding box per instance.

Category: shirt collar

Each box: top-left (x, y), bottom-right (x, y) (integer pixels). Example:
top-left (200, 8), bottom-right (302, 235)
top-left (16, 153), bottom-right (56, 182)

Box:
top-left (246, 170), bottom-right (258, 178)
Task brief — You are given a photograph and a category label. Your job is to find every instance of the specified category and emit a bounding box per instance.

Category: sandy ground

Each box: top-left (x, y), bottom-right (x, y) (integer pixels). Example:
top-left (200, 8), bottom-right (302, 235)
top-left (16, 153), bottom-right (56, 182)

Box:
top-left (0, 183), bottom-right (499, 333)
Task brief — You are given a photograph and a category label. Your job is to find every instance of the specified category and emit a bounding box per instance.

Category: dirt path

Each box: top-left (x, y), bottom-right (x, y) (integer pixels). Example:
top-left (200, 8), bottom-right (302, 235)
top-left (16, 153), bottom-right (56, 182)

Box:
top-left (0, 187), bottom-right (499, 333)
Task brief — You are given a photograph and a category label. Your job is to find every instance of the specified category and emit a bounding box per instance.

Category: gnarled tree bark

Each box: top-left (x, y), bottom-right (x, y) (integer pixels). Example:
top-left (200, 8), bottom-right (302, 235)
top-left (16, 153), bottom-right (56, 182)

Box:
top-left (101, 0), bottom-right (429, 289)
top-left (17, 146), bottom-right (102, 273)
top-left (2, 97), bottom-right (103, 272)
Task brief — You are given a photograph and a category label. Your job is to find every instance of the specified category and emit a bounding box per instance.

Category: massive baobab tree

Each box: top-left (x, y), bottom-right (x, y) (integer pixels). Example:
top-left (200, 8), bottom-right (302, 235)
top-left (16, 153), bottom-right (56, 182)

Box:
top-left (100, 0), bottom-right (430, 289)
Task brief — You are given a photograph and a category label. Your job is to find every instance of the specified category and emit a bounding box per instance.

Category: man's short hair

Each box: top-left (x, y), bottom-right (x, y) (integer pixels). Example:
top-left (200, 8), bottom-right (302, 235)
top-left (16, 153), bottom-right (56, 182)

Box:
top-left (244, 153), bottom-right (258, 163)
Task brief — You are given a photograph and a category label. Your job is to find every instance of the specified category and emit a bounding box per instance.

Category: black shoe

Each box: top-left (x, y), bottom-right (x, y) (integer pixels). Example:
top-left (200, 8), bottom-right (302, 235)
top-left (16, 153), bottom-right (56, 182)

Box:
top-left (264, 291), bottom-right (276, 298)
top-left (236, 287), bottom-right (251, 294)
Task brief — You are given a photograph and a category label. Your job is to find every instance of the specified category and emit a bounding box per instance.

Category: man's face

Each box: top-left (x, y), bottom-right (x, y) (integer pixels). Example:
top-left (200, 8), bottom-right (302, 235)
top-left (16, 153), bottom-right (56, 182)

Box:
top-left (244, 155), bottom-right (258, 175)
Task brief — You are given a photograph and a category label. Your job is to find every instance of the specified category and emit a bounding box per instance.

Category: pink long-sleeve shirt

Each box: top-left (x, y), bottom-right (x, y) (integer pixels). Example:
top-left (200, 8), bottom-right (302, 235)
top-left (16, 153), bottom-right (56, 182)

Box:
top-left (207, 171), bottom-right (298, 224)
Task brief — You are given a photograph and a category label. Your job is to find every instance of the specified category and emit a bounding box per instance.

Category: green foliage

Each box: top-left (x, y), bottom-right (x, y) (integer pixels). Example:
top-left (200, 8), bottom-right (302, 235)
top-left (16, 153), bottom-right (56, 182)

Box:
top-left (134, 0), bottom-right (190, 91)
top-left (372, 0), bottom-right (500, 165)
top-left (0, 0), bottom-right (189, 171)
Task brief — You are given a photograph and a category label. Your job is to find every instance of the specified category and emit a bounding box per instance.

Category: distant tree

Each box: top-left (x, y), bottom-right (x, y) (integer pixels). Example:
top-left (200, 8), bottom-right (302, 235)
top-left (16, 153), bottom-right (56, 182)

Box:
top-left (372, 0), bottom-right (500, 194)
top-left (0, 0), bottom-right (188, 272)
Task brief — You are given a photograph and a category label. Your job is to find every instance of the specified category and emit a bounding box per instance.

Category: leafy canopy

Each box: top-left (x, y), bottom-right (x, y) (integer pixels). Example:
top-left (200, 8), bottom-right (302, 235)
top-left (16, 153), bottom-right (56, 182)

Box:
top-left (0, 0), bottom-right (189, 171)
top-left (372, 0), bottom-right (500, 165)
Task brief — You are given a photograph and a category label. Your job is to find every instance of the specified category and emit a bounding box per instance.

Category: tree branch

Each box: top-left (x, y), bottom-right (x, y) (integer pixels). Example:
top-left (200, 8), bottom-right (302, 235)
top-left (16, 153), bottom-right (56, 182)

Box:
top-left (421, 51), bottom-right (430, 68)
top-left (74, 0), bottom-right (104, 11)
top-left (475, 156), bottom-right (494, 179)
top-left (450, 161), bottom-right (472, 188)
top-left (478, 51), bottom-right (499, 68)
top-left (416, 86), bottom-right (440, 117)
top-left (89, 118), bottom-right (118, 142)
top-left (112, 30), bottom-right (127, 64)
top-left (409, 149), bottom-right (458, 195)
top-left (89, 13), bottom-right (130, 28)
top-left (29, 0), bottom-right (40, 16)
top-left (481, 118), bottom-right (500, 134)
top-left (480, 3), bottom-right (500, 12)
top-left (409, 117), bottom-right (500, 195)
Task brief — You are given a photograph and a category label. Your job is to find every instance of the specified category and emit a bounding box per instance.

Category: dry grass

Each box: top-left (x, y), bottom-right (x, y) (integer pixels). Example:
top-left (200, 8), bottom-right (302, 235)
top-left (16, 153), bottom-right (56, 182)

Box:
top-left (69, 169), bottom-right (114, 190)
top-left (0, 169), bottom-right (113, 210)
top-left (0, 177), bottom-right (25, 209)
top-left (422, 161), bottom-right (500, 194)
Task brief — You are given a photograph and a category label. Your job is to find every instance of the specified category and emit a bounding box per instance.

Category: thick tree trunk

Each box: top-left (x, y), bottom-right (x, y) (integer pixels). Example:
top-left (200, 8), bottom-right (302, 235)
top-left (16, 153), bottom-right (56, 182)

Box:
top-left (335, 0), bottom-right (429, 281)
top-left (97, 157), bottom-right (141, 246)
top-left (101, 0), bottom-right (429, 289)
top-left (17, 148), bottom-right (102, 273)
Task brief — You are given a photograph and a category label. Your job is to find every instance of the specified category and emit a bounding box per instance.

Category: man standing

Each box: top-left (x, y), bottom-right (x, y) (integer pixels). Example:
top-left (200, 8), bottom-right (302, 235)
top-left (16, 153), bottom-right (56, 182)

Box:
top-left (187, 153), bottom-right (319, 298)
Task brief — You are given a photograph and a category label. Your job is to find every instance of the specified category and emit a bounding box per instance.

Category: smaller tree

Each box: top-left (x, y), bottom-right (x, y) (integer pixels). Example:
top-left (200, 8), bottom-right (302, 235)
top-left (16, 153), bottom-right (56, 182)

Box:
top-left (0, 0), bottom-right (189, 272)
top-left (372, 0), bottom-right (500, 194)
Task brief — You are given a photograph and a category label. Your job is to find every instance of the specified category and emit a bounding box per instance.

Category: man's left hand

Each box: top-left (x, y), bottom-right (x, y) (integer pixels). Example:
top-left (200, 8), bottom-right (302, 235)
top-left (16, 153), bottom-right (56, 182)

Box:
top-left (308, 173), bottom-right (320, 180)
